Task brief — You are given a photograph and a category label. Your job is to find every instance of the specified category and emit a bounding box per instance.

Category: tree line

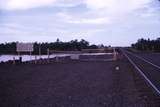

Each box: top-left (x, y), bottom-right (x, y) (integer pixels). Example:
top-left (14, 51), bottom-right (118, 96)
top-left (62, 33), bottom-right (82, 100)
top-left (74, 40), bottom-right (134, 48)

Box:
top-left (132, 38), bottom-right (160, 52)
top-left (0, 39), bottom-right (106, 55)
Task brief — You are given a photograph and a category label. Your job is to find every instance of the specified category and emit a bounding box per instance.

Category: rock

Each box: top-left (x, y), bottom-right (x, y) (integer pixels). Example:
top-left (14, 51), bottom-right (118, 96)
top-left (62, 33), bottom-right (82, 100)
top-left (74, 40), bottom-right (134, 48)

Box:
top-left (115, 66), bottom-right (120, 70)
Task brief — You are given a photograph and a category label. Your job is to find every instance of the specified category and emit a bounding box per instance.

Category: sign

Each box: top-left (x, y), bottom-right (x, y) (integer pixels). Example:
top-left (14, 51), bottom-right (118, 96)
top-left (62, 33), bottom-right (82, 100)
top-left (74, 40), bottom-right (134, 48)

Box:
top-left (70, 54), bottom-right (79, 60)
top-left (16, 43), bottom-right (34, 52)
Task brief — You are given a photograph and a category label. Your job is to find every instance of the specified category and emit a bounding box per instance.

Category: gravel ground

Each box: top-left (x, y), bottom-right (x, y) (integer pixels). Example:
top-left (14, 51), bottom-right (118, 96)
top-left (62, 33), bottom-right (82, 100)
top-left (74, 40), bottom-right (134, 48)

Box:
top-left (0, 55), bottom-right (159, 107)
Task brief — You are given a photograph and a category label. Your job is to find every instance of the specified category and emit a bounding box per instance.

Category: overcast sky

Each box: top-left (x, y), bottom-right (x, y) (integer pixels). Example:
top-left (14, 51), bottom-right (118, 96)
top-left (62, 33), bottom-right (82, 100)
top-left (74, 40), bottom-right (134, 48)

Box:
top-left (0, 0), bottom-right (160, 46)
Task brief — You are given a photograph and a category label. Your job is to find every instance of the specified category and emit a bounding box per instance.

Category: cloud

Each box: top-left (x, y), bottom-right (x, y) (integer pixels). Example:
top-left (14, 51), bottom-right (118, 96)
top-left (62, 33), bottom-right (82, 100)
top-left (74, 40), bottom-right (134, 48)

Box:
top-left (0, 0), bottom-right (57, 10)
top-left (0, 0), bottom-right (84, 11)
top-left (69, 17), bottom-right (110, 24)
top-left (85, 0), bottom-right (151, 14)
top-left (57, 12), bottom-right (111, 24)
top-left (0, 0), bottom-right (152, 13)
top-left (0, 0), bottom-right (159, 46)
top-left (54, 0), bottom-right (83, 7)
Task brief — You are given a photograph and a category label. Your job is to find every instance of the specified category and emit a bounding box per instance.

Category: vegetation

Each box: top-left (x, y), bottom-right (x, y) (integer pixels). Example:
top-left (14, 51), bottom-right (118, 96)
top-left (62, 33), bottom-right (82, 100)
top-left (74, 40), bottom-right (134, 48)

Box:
top-left (0, 39), bottom-right (106, 55)
top-left (132, 38), bottom-right (160, 52)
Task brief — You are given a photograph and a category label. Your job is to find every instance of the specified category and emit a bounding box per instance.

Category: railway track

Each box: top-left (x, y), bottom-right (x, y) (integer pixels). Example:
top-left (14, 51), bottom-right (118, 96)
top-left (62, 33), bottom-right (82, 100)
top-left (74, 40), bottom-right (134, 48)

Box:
top-left (121, 48), bottom-right (160, 98)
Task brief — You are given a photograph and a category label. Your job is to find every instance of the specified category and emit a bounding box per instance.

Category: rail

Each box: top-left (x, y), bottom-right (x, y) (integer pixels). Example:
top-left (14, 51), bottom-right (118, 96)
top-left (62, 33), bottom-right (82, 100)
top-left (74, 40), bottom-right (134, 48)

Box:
top-left (121, 48), bottom-right (160, 96)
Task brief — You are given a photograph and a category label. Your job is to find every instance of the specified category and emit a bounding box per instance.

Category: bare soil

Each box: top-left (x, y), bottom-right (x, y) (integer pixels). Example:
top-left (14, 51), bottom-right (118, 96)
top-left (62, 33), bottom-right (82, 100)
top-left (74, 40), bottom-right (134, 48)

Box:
top-left (0, 55), bottom-right (160, 107)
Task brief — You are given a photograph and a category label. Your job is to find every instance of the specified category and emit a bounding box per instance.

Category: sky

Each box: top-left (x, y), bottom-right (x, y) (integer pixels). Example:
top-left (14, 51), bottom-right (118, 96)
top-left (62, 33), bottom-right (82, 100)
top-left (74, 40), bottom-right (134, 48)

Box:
top-left (0, 0), bottom-right (160, 46)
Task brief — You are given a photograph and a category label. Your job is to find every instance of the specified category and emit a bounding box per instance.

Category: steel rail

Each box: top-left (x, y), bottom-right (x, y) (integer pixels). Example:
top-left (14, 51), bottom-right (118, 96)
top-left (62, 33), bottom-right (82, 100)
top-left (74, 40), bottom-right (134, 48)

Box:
top-left (121, 49), bottom-right (160, 96)
top-left (126, 51), bottom-right (160, 70)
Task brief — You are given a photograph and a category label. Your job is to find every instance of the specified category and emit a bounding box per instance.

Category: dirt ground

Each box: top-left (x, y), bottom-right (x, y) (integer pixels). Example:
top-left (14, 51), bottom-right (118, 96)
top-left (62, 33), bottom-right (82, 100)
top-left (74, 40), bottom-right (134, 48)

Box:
top-left (0, 56), bottom-right (160, 107)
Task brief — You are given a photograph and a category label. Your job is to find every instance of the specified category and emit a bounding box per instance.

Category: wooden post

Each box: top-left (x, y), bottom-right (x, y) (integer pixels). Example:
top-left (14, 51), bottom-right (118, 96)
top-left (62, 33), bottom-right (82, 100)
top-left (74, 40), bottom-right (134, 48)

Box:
top-left (39, 44), bottom-right (41, 59)
top-left (47, 48), bottom-right (50, 63)
top-left (56, 57), bottom-right (58, 62)
top-left (35, 55), bottom-right (37, 64)
top-left (18, 52), bottom-right (22, 63)
top-left (30, 51), bottom-right (32, 61)
top-left (18, 51), bottom-right (20, 57)
top-left (13, 57), bottom-right (15, 65)
top-left (113, 48), bottom-right (117, 61)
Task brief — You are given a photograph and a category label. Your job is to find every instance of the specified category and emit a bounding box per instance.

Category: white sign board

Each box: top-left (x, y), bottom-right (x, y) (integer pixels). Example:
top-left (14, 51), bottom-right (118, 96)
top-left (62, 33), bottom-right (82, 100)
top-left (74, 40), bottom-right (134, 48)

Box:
top-left (16, 43), bottom-right (34, 52)
top-left (70, 54), bottom-right (79, 60)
